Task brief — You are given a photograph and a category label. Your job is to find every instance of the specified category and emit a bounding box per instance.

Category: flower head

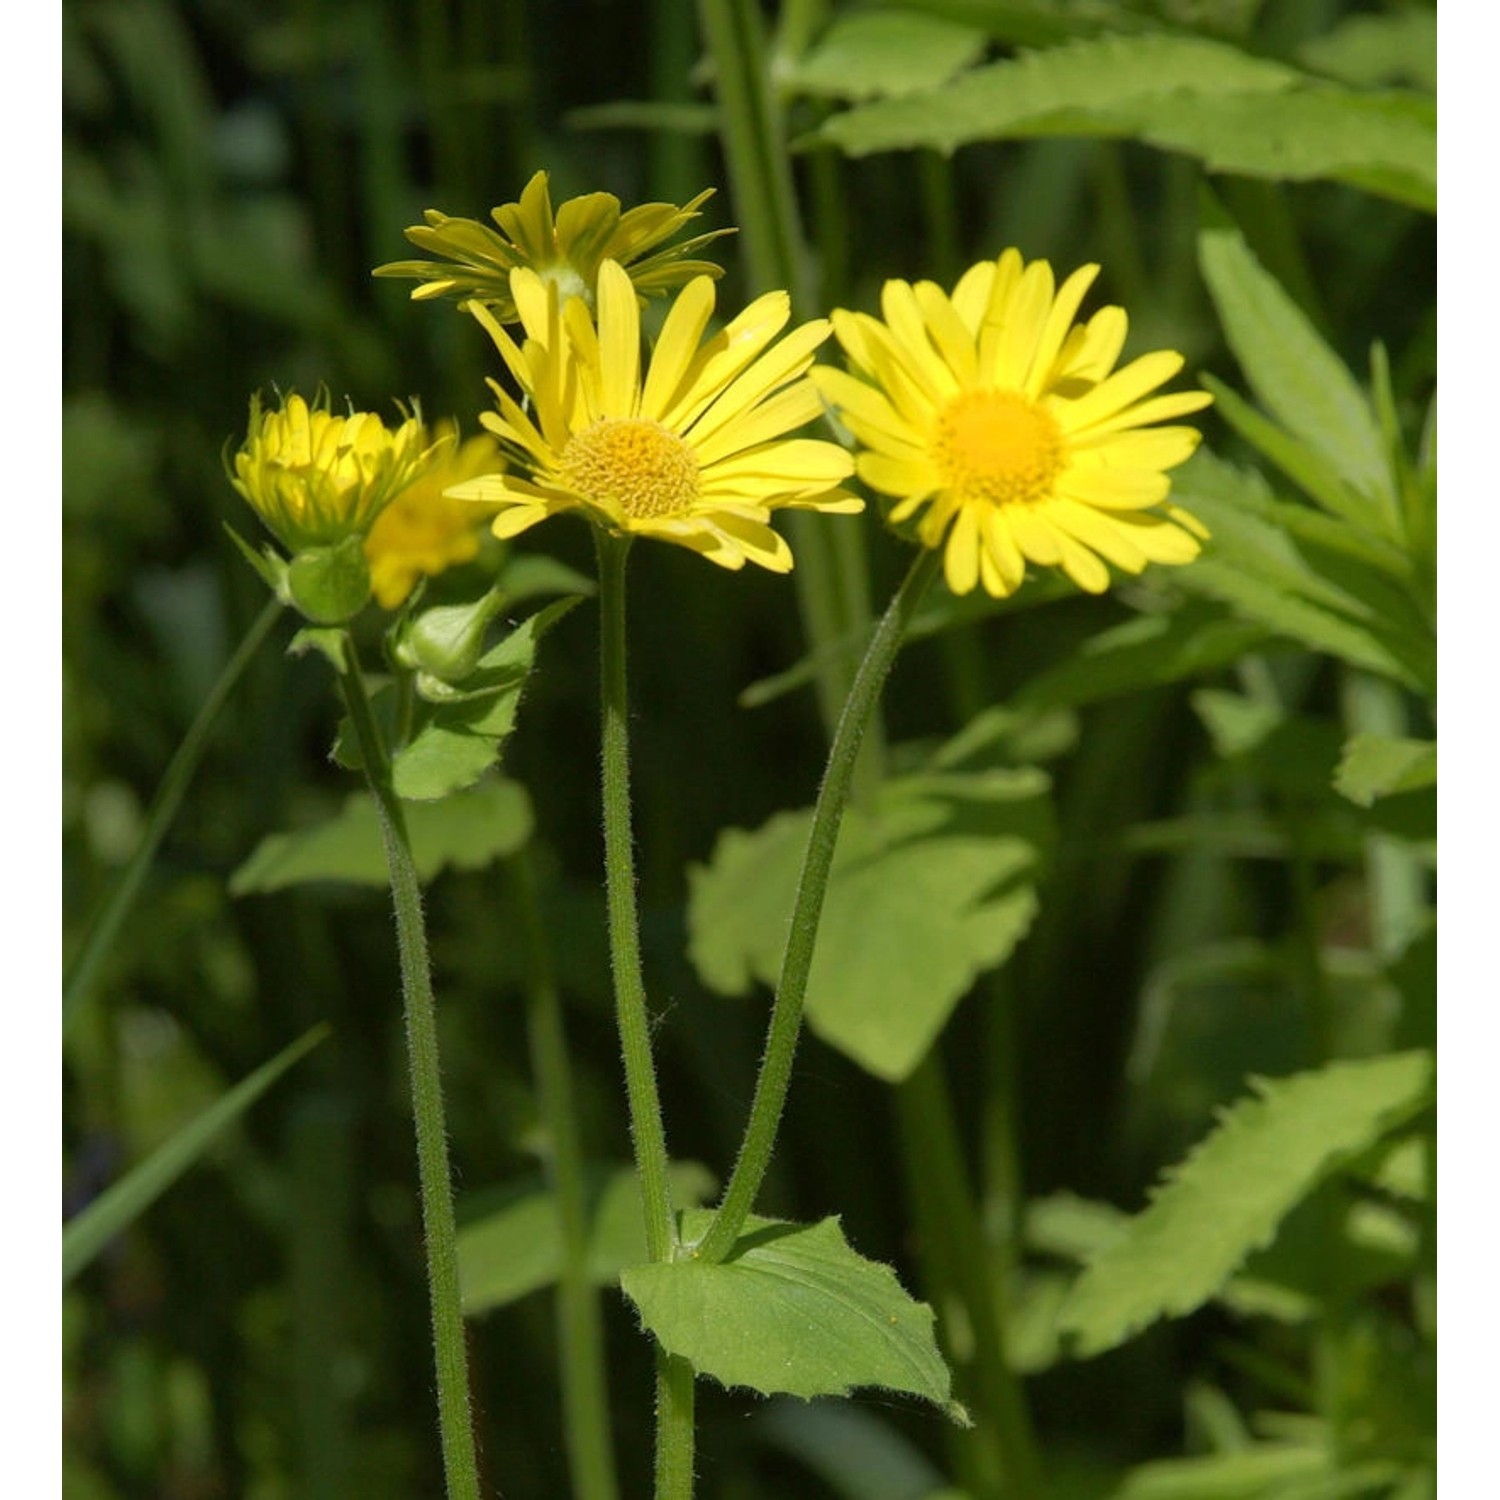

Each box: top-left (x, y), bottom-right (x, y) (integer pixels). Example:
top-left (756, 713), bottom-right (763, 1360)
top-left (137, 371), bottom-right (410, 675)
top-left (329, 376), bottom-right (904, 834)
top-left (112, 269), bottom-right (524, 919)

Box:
top-left (374, 170), bottom-right (732, 321)
top-left (231, 391), bottom-right (446, 552)
top-left (363, 427), bottom-right (504, 608)
top-left (445, 259), bottom-right (861, 573)
top-left (812, 250), bottom-right (1213, 598)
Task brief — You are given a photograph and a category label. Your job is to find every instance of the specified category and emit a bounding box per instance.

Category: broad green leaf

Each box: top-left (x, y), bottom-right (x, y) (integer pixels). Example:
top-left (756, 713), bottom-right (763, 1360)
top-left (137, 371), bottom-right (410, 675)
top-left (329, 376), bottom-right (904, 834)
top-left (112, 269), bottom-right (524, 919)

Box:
top-left (621, 1212), bottom-right (965, 1420)
top-left (392, 595), bottom-right (581, 800)
top-left (688, 770), bottom-right (1051, 1081)
top-left (1015, 603), bottom-right (1270, 712)
top-left (494, 550), bottom-right (596, 603)
top-left (1056, 1050), bottom-right (1434, 1357)
top-left (64, 1025), bottom-right (329, 1284)
top-left (814, 33), bottom-right (1296, 156)
top-left (785, 11), bottom-right (987, 100)
top-left (229, 779), bottom-right (533, 893)
top-left (1198, 216), bottom-right (1394, 531)
top-left (1334, 735), bottom-right (1437, 808)
top-left (458, 1161), bottom-right (716, 1314)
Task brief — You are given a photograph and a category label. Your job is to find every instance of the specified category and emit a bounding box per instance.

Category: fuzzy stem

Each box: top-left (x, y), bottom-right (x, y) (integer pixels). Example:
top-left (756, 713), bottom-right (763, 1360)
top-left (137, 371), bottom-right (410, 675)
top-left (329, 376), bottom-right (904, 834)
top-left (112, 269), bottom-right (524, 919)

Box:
top-left (338, 641), bottom-right (482, 1500)
top-left (696, 548), bottom-right (941, 1264)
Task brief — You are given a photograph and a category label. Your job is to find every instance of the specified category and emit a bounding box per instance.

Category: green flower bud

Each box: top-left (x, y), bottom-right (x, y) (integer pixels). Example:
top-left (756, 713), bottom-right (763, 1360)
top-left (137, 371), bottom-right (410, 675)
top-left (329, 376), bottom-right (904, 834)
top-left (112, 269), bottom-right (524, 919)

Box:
top-left (285, 535), bottom-right (374, 624)
top-left (394, 586), bottom-right (507, 683)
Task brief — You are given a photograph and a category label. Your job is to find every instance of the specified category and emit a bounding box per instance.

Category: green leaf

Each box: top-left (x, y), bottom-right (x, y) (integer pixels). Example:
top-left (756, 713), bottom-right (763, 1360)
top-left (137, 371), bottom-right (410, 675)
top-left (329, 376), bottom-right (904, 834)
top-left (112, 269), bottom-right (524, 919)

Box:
top-left (391, 595), bottom-right (582, 801)
top-left (1171, 451), bottom-right (1427, 690)
top-left (1297, 9), bottom-right (1437, 92)
top-left (1334, 735), bottom-right (1437, 808)
top-left (784, 11), bottom-right (987, 101)
top-left (229, 778), bottom-right (533, 894)
top-left (564, 100), bottom-right (721, 136)
top-left (1015, 603), bottom-right (1270, 712)
top-left (1114, 1444), bottom-right (1331, 1499)
top-left (64, 1025), bottom-right (329, 1283)
top-left (458, 1161), bottom-right (717, 1314)
top-left (688, 770), bottom-right (1051, 1081)
top-left (621, 1213), bottom-right (965, 1420)
top-left (1056, 1050), bottom-right (1434, 1357)
top-left (1134, 87), bottom-right (1434, 212)
top-left (1198, 214), bottom-right (1394, 532)
top-left (814, 33), bottom-right (1297, 157)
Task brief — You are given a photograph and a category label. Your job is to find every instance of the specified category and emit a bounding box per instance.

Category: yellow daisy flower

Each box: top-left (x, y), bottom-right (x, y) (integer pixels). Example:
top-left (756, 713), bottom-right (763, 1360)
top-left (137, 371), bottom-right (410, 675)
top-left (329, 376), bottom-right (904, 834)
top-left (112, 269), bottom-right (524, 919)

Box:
top-left (812, 250), bottom-right (1213, 598)
top-left (373, 169), bottom-right (732, 321)
top-left (363, 428), bottom-right (504, 608)
top-left (230, 391), bottom-right (446, 552)
top-left (445, 258), bottom-right (862, 573)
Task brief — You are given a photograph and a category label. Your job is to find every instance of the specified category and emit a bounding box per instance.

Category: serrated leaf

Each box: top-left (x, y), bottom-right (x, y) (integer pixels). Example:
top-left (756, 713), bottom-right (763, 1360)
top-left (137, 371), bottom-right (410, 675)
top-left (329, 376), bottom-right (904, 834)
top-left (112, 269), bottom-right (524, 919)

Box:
top-left (391, 595), bottom-right (582, 800)
top-left (230, 779), bottom-right (532, 893)
top-left (1334, 734), bottom-right (1436, 808)
top-left (64, 1025), bottom-right (329, 1283)
top-left (1171, 451), bottom-right (1426, 689)
top-left (457, 1161), bottom-right (716, 1314)
top-left (785, 11), bottom-right (987, 101)
top-left (621, 1213), bottom-right (965, 1420)
top-left (1198, 215), bottom-right (1394, 531)
top-left (1056, 1051), bottom-right (1434, 1357)
top-left (815, 33), bottom-right (1297, 156)
top-left (688, 770), bottom-right (1050, 1081)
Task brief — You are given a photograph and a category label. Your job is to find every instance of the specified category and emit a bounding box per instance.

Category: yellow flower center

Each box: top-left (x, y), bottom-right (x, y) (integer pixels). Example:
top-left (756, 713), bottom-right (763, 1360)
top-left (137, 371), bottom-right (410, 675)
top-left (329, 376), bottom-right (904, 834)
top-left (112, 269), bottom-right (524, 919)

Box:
top-left (562, 417), bottom-right (700, 521)
top-left (933, 390), bottom-right (1064, 507)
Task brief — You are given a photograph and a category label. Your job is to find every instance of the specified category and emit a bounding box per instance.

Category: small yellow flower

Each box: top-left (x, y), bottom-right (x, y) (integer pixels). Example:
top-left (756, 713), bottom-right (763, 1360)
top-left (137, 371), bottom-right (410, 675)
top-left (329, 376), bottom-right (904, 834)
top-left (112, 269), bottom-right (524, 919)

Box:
top-left (445, 259), bottom-right (861, 573)
top-left (231, 392), bottom-right (445, 551)
top-left (812, 250), bottom-right (1213, 598)
top-left (374, 170), bottom-right (732, 321)
top-left (363, 428), bottom-right (504, 608)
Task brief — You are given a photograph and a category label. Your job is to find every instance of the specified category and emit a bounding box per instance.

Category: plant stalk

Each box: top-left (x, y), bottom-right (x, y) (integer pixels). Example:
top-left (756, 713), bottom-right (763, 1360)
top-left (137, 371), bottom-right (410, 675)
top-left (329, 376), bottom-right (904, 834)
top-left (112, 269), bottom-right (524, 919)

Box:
top-left (696, 547), bottom-right (940, 1265)
top-left (593, 532), bottom-right (693, 1499)
top-left (338, 641), bottom-right (482, 1500)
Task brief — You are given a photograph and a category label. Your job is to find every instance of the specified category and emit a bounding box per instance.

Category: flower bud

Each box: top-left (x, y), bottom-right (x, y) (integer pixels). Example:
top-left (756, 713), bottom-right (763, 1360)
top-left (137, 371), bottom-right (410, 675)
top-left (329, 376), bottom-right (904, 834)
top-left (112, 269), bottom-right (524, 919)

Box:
top-left (394, 586), bottom-right (507, 683)
top-left (285, 535), bottom-right (374, 624)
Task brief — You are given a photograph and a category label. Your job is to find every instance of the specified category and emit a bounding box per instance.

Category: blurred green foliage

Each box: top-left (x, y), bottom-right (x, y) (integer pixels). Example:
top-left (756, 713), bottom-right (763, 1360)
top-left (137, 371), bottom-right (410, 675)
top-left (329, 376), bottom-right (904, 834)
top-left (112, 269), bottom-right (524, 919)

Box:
top-left (63, 0), bottom-right (1435, 1496)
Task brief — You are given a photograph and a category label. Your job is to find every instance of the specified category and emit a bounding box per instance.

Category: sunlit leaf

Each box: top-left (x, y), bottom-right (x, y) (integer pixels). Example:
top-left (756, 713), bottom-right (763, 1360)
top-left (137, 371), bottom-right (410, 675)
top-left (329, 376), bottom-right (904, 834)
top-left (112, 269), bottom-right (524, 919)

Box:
top-left (689, 770), bottom-right (1051, 1081)
top-left (785, 11), bottom-right (987, 100)
top-left (1198, 214), bottom-right (1394, 531)
top-left (621, 1213), bottom-right (965, 1419)
top-left (230, 779), bottom-right (533, 893)
top-left (458, 1161), bottom-right (717, 1314)
top-left (1056, 1051), bottom-right (1434, 1357)
top-left (1334, 735), bottom-right (1437, 808)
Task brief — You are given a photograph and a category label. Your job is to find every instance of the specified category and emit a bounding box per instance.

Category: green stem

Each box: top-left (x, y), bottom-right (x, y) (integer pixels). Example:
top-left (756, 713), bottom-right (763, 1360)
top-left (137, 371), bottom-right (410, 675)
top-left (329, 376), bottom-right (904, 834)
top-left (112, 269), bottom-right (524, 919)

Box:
top-left (653, 1352), bottom-right (697, 1500)
top-left (696, 548), bottom-right (941, 1265)
top-left (897, 1050), bottom-right (1042, 1497)
top-left (338, 641), bottom-right (482, 1500)
top-left (594, 532), bottom-right (694, 1498)
top-left (696, 0), bottom-right (881, 776)
top-left (594, 532), bottom-right (677, 1265)
top-left (64, 596), bottom-right (284, 1034)
top-left (509, 851), bottom-right (620, 1500)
